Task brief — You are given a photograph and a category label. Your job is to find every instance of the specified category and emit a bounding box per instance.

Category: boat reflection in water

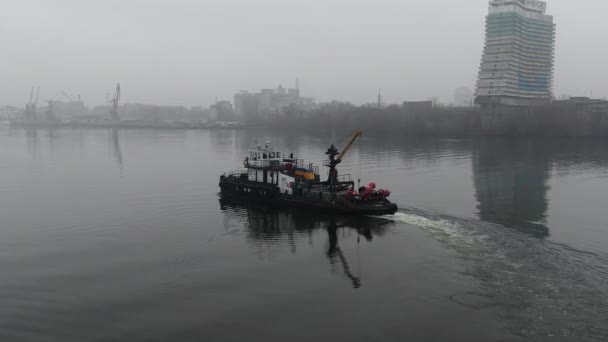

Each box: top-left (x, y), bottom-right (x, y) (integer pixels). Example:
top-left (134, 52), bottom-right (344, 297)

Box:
top-left (219, 198), bottom-right (392, 288)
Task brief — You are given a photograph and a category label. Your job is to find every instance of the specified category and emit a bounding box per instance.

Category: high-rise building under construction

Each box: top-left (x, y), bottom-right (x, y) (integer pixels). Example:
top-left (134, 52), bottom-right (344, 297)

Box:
top-left (475, 0), bottom-right (555, 106)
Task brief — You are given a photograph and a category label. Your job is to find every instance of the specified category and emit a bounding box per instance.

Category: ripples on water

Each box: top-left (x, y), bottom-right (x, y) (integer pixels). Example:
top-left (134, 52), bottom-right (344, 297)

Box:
top-left (1, 127), bottom-right (608, 341)
top-left (383, 209), bottom-right (608, 341)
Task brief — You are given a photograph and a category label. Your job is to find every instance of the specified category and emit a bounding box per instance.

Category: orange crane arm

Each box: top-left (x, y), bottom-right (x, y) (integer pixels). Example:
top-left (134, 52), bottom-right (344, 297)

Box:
top-left (336, 129), bottom-right (362, 162)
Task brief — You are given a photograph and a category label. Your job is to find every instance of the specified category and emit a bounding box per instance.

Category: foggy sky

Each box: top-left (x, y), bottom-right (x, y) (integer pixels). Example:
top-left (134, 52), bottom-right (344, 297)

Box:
top-left (1, 0), bottom-right (606, 107)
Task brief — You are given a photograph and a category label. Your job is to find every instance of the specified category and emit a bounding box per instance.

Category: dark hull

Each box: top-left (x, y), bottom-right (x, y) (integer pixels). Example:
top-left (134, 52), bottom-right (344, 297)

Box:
top-left (219, 177), bottom-right (398, 216)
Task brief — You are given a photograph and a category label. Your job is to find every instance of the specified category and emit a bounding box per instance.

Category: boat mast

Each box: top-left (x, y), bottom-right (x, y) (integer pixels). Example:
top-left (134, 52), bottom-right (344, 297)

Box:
top-left (327, 129), bottom-right (362, 184)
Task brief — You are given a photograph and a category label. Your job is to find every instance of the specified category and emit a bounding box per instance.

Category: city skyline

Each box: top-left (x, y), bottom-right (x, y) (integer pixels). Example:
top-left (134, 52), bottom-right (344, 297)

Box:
top-left (1, 0), bottom-right (607, 108)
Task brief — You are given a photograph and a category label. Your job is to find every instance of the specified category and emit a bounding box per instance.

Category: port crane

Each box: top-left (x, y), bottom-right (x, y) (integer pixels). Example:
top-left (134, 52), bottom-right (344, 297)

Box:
top-left (24, 86), bottom-right (40, 121)
top-left (109, 83), bottom-right (121, 121)
top-left (24, 87), bottom-right (34, 120)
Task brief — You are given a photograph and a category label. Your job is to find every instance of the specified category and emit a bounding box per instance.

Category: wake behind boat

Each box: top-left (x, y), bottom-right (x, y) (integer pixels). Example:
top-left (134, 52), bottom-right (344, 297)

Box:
top-left (219, 130), bottom-right (398, 215)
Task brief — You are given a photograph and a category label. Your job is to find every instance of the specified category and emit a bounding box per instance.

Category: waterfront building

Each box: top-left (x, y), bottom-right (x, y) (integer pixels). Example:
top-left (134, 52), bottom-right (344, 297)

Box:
top-left (234, 91), bottom-right (261, 118)
top-left (187, 106), bottom-right (210, 122)
top-left (210, 101), bottom-right (234, 122)
top-left (47, 100), bottom-right (86, 120)
top-left (0, 106), bottom-right (19, 120)
top-left (553, 97), bottom-right (608, 114)
top-left (475, 0), bottom-right (556, 106)
top-left (259, 89), bottom-right (274, 112)
top-left (233, 81), bottom-right (309, 119)
top-left (121, 103), bottom-right (186, 122)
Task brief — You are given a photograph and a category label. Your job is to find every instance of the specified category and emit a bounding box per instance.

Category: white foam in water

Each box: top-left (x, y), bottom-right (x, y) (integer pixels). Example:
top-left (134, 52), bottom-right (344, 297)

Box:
top-left (380, 212), bottom-right (464, 239)
top-left (382, 211), bottom-right (608, 340)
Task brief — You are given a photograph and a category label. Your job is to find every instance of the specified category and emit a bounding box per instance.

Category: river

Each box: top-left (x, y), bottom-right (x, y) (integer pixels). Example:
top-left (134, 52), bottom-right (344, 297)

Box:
top-left (0, 126), bottom-right (607, 341)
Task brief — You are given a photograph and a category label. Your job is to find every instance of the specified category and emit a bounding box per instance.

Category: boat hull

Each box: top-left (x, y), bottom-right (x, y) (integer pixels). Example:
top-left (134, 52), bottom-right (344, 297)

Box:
top-left (219, 177), bottom-right (398, 216)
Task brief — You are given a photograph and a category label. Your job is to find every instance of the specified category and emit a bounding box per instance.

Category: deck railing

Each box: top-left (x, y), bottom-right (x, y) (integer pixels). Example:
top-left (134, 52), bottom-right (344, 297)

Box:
top-left (222, 170), bottom-right (248, 178)
top-left (337, 174), bottom-right (352, 183)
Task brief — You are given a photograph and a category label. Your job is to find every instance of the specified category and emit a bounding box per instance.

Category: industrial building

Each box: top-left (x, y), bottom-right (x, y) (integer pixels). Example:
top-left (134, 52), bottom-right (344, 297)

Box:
top-left (0, 106), bottom-right (19, 120)
top-left (121, 103), bottom-right (186, 122)
top-left (475, 0), bottom-right (556, 107)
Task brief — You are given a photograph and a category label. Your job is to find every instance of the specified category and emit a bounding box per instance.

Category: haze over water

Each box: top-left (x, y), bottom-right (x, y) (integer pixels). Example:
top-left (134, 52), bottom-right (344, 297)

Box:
top-left (1, 125), bottom-right (607, 341)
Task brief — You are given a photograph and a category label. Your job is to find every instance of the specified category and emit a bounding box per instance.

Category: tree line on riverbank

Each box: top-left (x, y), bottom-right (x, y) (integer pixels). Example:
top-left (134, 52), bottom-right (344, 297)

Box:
top-left (248, 102), bottom-right (608, 137)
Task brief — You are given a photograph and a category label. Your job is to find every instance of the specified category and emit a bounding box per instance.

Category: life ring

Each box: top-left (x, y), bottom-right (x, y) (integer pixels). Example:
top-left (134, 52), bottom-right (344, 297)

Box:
top-left (289, 182), bottom-right (294, 188)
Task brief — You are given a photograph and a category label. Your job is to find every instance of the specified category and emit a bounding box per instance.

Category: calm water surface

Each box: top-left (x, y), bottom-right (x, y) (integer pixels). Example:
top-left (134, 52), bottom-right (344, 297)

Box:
top-left (0, 126), bottom-right (607, 341)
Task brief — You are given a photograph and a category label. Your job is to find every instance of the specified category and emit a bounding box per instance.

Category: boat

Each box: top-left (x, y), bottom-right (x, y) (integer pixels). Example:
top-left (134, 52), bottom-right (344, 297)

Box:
top-left (219, 129), bottom-right (398, 215)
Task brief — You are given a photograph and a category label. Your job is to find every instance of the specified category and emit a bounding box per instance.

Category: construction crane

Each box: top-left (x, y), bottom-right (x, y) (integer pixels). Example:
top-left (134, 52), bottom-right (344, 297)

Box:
top-left (326, 129), bottom-right (362, 184)
top-left (109, 83), bottom-right (121, 121)
top-left (24, 86), bottom-right (40, 121)
top-left (59, 90), bottom-right (73, 102)
top-left (28, 86), bottom-right (34, 107)
top-left (24, 86), bottom-right (34, 120)
top-left (33, 86), bottom-right (40, 113)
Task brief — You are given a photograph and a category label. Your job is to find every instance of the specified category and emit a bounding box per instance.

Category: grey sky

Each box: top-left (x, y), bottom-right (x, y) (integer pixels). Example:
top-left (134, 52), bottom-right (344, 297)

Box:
top-left (1, 0), bottom-right (606, 107)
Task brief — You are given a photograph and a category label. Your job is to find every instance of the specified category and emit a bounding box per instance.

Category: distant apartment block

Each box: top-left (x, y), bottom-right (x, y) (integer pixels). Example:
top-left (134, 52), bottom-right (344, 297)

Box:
top-left (475, 0), bottom-right (556, 106)
top-left (210, 101), bottom-right (234, 122)
top-left (234, 91), bottom-right (262, 118)
top-left (234, 82), bottom-right (315, 119)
